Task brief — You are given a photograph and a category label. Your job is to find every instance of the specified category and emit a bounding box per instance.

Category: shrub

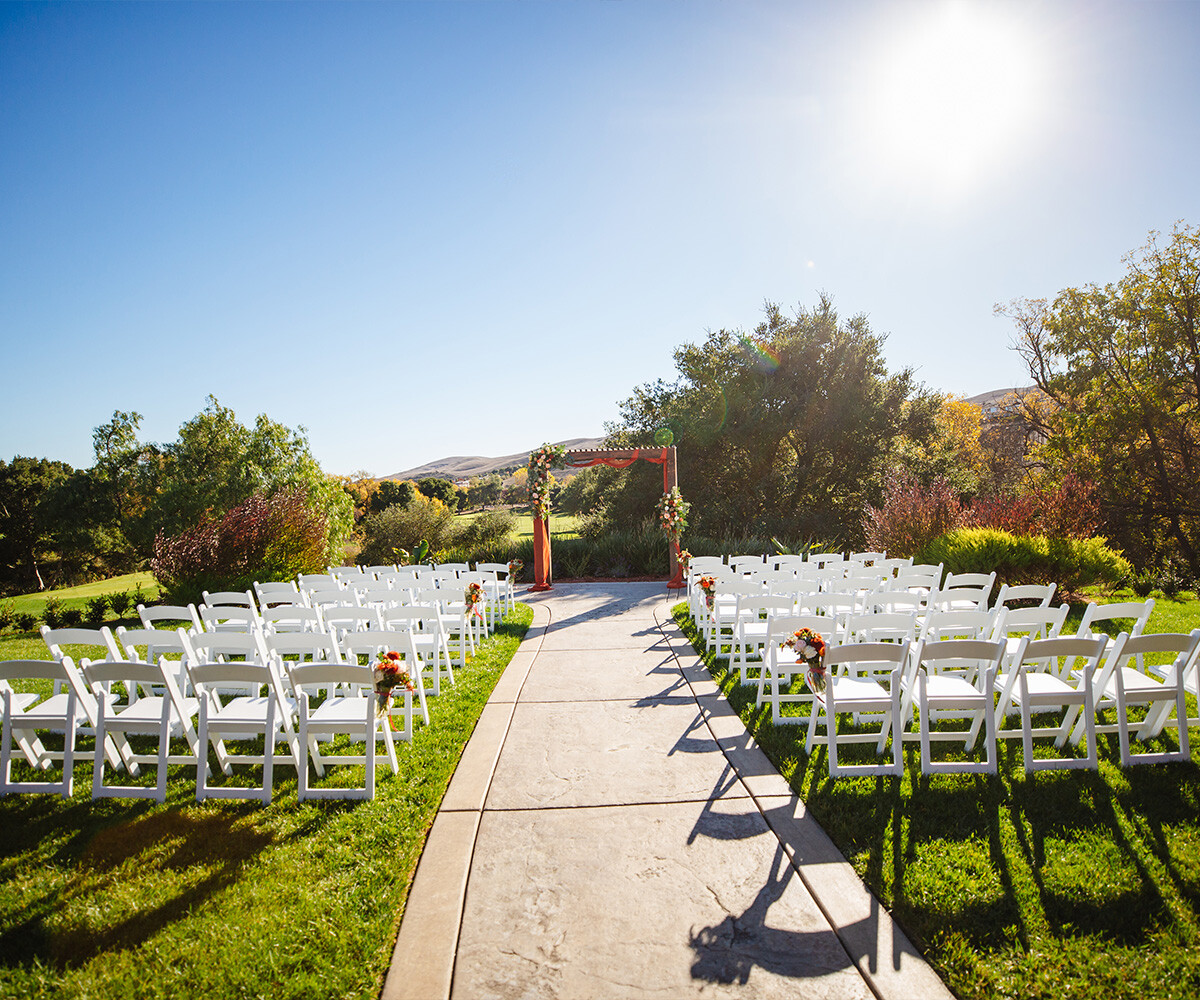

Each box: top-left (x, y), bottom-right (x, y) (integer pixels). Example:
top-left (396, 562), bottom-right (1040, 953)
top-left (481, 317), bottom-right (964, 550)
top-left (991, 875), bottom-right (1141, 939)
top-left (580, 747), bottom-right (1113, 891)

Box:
top-left (84, 596), bottom-right (109, 629)
top-left (152, 487), bottom-right (331, 605)
top-left (107, 590), bottom-right (133, 618)
top-left (1131, 558), bottom-right (1191, 598)
top-left (357, 496), bottom-right (457, 566)
top-left (915, 527), bottom-right (1131, 594)
top-left (455, 510), bottom-right (516, 551)
top-left (862, 472), bottom-right (963, 557)
top-left (42, 596), bottom-right (63, 630)
top-left (0, 602), bottom-right (12, 632)
top-left (965, 475), bottom-right (1100, 539)
top-left (60, 607), bottom-right (84, 628)
top-left (15, 612), bottom-right (36, 632)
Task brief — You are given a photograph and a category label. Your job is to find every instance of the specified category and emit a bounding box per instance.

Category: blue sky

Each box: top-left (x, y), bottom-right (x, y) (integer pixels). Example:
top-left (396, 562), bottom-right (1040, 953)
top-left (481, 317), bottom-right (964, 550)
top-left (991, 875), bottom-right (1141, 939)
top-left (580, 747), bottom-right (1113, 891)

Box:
top-left (2, 1), bottom-right (1198, 477)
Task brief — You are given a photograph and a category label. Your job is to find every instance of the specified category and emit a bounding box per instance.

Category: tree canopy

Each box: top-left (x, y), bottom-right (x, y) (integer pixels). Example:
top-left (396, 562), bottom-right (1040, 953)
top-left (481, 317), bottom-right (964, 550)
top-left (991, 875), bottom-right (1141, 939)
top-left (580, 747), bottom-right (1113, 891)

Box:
top-left (1005, 222), bottom-right (1200, 571)
top-left (601, 296), bottom-right (922, 544)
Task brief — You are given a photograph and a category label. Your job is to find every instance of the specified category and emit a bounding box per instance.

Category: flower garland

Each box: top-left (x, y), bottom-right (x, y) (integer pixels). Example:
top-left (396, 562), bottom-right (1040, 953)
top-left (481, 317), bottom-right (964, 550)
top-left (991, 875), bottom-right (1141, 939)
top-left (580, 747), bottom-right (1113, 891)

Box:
top-left (527, 443), bottom-right (567, 520)
top-left (373, 651), bottom-right (415, 719)
top-left (783, 627), bottom-right (827, 693)
top-left (655, 487), bottom-right (690, 537)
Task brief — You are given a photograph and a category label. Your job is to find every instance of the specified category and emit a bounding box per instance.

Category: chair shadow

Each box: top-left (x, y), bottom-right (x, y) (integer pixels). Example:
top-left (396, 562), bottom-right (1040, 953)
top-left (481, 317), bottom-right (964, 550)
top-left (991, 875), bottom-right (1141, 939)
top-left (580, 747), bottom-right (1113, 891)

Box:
top-left (0, 808), bottom-right (277, 969)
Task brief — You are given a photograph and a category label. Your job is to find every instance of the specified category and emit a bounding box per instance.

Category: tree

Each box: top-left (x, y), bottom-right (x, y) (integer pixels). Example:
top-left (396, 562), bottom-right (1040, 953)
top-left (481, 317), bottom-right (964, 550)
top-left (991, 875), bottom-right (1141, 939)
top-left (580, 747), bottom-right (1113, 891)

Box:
top-left (467, 474), bottom-right (502, 509)
top-left (416, 477), bottom-right (459, 509)
top-left (1003, 222), bottom-right (1200, 570)
top-left (0, 456), bottom-right (73, 590)
top-left (604, 296), bottom-right (920, 544)
top-left (370, 479), bottom-right (417, 515)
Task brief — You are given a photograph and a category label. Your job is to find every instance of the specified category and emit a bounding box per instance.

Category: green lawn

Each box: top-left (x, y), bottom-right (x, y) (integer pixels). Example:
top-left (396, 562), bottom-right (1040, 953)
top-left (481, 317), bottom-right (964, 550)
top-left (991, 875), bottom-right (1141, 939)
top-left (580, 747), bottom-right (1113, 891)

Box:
top-left (1, 572), bottom-right (159, 618)
top-left (674, 589), bottom-right (1200, 1000)
top-left (455, 508), bottom-right (580, 539)
top-left (0, 604), bottom-right (533, 1000)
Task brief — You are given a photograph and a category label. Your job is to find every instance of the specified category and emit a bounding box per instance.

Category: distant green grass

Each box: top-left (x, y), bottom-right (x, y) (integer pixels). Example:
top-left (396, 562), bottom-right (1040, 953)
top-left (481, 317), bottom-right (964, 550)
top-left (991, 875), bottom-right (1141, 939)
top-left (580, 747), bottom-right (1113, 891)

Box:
top-left (675, 590), bottom-right (1200, 1000)
top-left (1, 572), bottom-right (159, 617)
top-left (454, 509), bottom-right (580, 540)
top-left (0, 603), bottom-right (533, 1000)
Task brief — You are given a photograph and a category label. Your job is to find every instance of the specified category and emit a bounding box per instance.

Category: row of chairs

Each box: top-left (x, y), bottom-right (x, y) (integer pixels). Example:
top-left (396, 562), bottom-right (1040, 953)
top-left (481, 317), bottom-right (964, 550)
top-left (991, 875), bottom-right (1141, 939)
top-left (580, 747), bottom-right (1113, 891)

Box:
top-left (0, 567), bottom-right (509, 802)
top-left (688, 553), bottom-right (1193, 775)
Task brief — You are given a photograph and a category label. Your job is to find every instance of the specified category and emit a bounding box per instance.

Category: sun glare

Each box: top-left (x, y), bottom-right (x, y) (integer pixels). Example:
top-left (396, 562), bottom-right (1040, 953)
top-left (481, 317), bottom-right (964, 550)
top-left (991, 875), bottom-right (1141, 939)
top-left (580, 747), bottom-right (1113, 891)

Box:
top-left (850, 2), bottom-right (1044, 199)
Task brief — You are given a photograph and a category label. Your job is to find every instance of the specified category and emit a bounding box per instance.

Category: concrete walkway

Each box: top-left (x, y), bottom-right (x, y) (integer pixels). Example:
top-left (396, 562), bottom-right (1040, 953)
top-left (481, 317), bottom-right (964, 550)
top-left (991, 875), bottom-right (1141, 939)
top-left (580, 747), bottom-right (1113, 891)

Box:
top-left (382, 583), bottom-right (952, 1000)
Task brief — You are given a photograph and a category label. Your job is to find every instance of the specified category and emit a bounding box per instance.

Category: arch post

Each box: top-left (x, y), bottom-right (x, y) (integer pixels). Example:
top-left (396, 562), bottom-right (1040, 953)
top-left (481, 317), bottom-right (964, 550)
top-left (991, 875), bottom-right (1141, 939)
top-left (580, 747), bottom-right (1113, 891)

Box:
top-left (531, 515), bottom-right (552, 591)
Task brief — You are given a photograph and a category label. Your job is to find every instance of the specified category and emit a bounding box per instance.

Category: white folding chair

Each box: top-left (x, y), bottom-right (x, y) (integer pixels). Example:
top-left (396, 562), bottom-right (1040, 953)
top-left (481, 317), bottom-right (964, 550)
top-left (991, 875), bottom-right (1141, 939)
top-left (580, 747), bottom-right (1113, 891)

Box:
top-left (260, 605), bottom-right (326, 634)
top-left (993, 635), bottom-right (1110, 772)
top-left (1088, 630), bottom-right (1200, 766)
top-left (199, 605), bottom-right (262, 633)
top-left (189, 659), bottom-right (300, 804)
top-left (906, 638), bottom-right (1006, 775)
top-left (288, 662), bottom-right (401, 801)
top-left (806, 642), bottom-right (908, 777)
top-left (994, 583), bottom-right (1057, 609)
top-left (0, 659), bottom-right (80, 797)
top-left (379, 606), bottom-right (452, 699)
top-left (138, 603), bottom-right (203, 633)
top-left (202, 589), bottom-right (258, 611)
top-left (83, 658), bottom-right (201, 801)
top-left (730, 595), bottom-right (795, 685)
top-left (757, 614), bottom-right (839, 722)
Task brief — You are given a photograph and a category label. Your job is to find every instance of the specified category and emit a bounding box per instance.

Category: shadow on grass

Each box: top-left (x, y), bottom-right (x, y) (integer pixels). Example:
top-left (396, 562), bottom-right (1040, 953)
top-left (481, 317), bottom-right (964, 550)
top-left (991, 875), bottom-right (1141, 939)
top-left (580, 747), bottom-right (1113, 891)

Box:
top-left (0, 807), bottom-right (278, 970)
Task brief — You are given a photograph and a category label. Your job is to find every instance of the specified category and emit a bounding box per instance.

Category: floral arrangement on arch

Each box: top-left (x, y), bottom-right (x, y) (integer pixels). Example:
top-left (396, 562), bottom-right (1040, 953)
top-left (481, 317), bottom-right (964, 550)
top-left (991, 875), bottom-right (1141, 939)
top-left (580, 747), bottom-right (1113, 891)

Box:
top-left (783, 627), bottom-right (827, 694)
top-left (527, 443), bottom-right (567, 520)
top-left (655, 487), bottom-right (690, 537)
top-left (373, 651), bottom-right (415, 719)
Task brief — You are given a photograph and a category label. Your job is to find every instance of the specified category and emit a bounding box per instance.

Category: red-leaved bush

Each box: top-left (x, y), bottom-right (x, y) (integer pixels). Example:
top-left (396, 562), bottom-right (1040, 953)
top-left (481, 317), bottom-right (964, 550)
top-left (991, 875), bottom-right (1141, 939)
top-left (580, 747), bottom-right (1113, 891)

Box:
top-left (864, 472), bottom-right (1101, 557)
top-left (152, 488), bottom-right (329, 603)
top-left (862, 472), bottom-right (964, 558)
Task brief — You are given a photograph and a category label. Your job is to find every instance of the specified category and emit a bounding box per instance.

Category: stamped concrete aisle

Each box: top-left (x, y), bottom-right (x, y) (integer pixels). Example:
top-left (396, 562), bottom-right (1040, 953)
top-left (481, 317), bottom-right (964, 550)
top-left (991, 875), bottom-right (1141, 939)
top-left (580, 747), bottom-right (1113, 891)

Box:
top-left (382, 582), bottom-right (952, 1000)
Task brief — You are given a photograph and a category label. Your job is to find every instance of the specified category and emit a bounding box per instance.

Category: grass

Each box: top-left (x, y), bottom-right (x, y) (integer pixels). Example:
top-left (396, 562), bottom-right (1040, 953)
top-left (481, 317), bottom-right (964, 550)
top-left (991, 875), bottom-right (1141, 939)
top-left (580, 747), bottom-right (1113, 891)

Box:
top-left (453, 509), bottom-right (580, 540)
top-left (1, 573), bottom-right (159, 618)
top-left (674, 589), bottom-right (1200, 1000)
top-left (0, 602), bottom-right (533, 1000)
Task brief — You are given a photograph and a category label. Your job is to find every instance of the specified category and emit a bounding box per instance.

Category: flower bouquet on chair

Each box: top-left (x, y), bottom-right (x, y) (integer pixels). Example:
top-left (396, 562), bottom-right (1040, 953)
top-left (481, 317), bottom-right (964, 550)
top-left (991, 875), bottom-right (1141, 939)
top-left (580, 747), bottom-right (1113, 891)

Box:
top-left (464, 581), bottom-right (485, 619)
top-left (507, 559), bottom-right (524, 582)
top-left (783, 627), bottom-right (827, 693)
top-left (697, 574), bottom-right (717, 611)
top-left (374, 651), bottom-right (415, 718)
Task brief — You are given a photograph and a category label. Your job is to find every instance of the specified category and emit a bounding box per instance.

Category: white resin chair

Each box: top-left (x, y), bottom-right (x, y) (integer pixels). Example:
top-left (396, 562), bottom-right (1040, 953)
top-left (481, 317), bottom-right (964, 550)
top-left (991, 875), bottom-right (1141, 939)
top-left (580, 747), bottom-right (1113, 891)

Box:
top-left (260, 605), bottom-right (325, 634)
top-left (189, 659), bottom-right (300, 804)
top-left (254, 581), bottom-right (308, 609)
top-left (757, 614), bottom-right (839, 722)
top-left (805, 642), bottom-right (909, 777)
top-left (202, 590), bottom-right (258, 611)
top-left (0, 659), bottom-right (80, 797)
top-left (82, 658), bottom-right (201, 801)
top-left (992, 635), bottom-right (1111, 773)
top-left (138, 603), bottom-right (203, 633)
top-left (1086, 630), bottom-right (1200, 766)
top-left (730, 595), bottom-right (796, 685)
top-left (906, 638), bottom-right (1007, 775)
top-left (288, 662), bottom-right (402, 801)
top-left (994, 583), bottom-right (1057, 609)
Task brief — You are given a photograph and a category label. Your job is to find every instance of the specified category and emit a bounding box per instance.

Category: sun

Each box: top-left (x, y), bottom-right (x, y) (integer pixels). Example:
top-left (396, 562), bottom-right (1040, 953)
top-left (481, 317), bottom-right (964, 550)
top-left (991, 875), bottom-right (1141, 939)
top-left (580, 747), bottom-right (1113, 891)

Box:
top-left (851, 2), bottom-right (1044, 198)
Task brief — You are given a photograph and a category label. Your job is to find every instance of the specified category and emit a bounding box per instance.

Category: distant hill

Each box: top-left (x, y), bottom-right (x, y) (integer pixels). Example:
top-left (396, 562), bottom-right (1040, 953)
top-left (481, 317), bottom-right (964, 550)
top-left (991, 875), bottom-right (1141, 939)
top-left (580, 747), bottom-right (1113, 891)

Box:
top-left (383, 437), bottom-right (606, 482)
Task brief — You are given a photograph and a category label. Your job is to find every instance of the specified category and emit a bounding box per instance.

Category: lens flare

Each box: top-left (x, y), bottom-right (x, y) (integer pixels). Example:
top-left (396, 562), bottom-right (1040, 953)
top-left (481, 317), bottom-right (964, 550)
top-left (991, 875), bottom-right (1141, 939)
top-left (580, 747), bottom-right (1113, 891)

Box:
top-left (739, 335), bottom-right (780, 373)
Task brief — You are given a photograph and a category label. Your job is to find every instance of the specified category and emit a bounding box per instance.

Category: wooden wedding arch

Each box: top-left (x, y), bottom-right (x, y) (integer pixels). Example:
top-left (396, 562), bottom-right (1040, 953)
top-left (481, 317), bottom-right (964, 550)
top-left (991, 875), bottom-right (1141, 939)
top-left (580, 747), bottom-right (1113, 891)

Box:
top-left (529, 446), bottom-right (684, 591)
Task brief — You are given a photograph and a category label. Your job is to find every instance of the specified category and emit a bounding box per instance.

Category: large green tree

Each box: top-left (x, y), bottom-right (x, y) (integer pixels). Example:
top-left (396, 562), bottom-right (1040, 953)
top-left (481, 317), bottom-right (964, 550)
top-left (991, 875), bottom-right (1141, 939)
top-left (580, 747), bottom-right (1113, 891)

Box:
top-left (603, 296), bottom-right (921, 544)
top-left (0, 456), bottom-right (73, 590)
top-left (1005, 222), bottom-right (1200, 570)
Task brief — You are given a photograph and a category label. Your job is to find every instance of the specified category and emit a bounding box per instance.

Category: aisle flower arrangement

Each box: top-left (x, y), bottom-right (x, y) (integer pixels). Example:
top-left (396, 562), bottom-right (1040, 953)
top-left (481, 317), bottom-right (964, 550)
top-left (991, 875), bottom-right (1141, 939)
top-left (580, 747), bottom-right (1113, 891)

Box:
top-left (465, 581), bottom-right (485, 618)
top-left (373, 651), bottom-right (415, 718)
top-left (783, 627), bottom-right (827, 693)
top-left (507, 558), bottom-right (524, 581)
top-left (697, 574), bottom-right (717, 610)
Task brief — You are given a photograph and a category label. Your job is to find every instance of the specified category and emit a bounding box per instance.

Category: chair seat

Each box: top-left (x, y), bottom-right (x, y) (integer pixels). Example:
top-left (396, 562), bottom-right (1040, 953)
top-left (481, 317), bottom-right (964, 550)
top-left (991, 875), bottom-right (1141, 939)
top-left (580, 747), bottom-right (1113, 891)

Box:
top-left (18, 693), bottom-right (77, 727)
top-left (209, 696), bottom-right (286, 729)
top-left (1104, 667), bottom-right (1172, 701)
top-left (308, 697), bottom-right (372, 727)
top-left (995, 671), bottom-right (1083, 704)
top-left (109, 695), bottom-right (200, 734)
top-left (923, 674), bottom-right (986, 705)
top-left (825, 676), bottom-right (890, 710)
